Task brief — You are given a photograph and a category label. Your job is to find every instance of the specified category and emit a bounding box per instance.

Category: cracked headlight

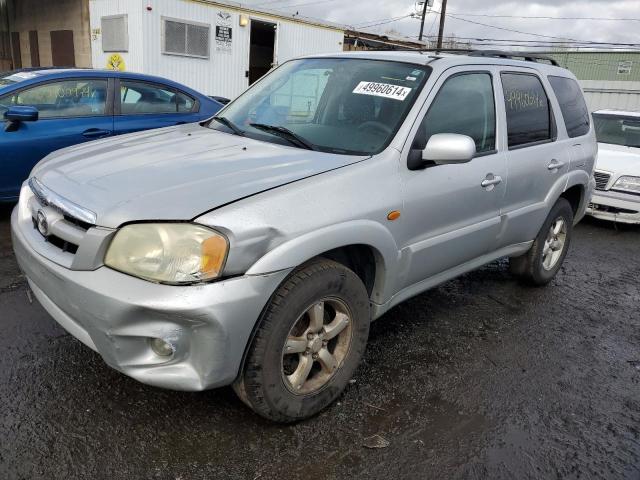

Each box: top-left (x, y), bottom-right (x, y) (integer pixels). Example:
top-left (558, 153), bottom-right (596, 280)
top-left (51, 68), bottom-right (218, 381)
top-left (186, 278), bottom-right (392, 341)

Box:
top-left (612, 176), bottom-right (640, 194)
top-left (105, 223), bottom-right (228, 284)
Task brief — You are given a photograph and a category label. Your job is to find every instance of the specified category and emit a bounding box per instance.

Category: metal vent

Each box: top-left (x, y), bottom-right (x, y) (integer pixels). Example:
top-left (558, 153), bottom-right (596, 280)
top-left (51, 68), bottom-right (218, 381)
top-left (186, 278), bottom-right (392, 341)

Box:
top-left (163, 18), bottom-right (209, 58)
top-left (102, 15), bottom-right (128, 52)
top-left (594, 171), bottom-right (611, 191)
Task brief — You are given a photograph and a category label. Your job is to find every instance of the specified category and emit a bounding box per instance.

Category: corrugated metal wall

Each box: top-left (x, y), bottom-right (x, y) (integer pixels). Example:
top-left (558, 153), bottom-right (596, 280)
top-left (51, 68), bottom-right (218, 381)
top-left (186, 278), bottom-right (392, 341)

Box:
top-left (89, 0), bottom-right (344, 99)
top-left (581, 81), bottom-right (640, 112)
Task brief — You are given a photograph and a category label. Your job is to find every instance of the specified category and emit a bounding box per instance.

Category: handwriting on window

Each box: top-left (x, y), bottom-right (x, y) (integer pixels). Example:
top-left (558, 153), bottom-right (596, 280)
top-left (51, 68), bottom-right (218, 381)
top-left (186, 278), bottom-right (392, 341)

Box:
top-left (505, 89), bottom-right (546, 112)
top-left (57, 85), bottom-right (92, 98)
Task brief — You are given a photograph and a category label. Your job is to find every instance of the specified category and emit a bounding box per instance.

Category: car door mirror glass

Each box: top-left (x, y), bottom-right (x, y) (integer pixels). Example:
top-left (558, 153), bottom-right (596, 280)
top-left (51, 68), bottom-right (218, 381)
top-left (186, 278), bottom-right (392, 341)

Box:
top-left (5, 105), bottom-right (39, 122)
top-left (422, 133), bottom-right (476, 165)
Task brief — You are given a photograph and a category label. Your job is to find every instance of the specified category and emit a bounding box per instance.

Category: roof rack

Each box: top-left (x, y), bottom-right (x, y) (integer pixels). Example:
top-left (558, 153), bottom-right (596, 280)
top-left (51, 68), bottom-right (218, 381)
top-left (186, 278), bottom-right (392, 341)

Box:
top-left (343, 47), bottom-right (560, 66)
top-left (465, 50), bottom-right (559, 66)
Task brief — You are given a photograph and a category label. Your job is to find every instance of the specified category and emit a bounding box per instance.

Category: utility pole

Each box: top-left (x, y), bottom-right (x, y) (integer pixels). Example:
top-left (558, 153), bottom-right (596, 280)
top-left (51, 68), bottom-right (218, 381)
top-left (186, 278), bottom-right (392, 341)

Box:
top-left (417, 1), bottom-right (429, 42)
top-left (436, 0), bottom-right (448, 50)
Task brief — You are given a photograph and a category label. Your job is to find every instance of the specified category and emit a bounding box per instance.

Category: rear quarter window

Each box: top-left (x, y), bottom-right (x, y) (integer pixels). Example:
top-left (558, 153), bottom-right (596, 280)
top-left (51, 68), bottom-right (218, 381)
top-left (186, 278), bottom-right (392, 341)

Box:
top-left (548, 76), bottom-right (590, 138)
top-left (501, 73), bottom-right (554, 148)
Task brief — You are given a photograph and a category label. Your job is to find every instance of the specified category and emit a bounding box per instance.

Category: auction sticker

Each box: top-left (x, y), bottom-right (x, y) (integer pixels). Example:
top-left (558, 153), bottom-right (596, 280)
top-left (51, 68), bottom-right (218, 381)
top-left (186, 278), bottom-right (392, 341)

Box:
top-left (353, 81), bottom-right (412, 101)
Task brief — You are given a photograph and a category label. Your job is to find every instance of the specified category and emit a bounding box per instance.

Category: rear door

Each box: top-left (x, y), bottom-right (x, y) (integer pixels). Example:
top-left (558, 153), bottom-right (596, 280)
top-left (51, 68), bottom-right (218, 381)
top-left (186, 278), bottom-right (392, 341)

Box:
top-left (0, 77), bottom-right (114, 200)
top-left (113, 79), bottom-right (201, 135)
top-left (496, 69), bottom-right (571, 246)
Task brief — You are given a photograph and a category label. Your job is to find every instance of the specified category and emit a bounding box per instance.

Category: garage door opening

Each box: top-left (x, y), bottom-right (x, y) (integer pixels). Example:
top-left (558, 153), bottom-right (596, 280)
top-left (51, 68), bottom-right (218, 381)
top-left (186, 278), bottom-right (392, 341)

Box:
top-left (249, 20), bottom-right (276, 85)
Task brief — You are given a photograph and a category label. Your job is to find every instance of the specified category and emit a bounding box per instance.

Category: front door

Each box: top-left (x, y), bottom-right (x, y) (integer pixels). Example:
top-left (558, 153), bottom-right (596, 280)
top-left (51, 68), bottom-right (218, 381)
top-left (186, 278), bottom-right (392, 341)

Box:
top-left (248, 20), bottom-right (276, 86)
top-left (0, 78), bottom-right (113, 200)
top-left (398, 69), bottom-right (507, 290)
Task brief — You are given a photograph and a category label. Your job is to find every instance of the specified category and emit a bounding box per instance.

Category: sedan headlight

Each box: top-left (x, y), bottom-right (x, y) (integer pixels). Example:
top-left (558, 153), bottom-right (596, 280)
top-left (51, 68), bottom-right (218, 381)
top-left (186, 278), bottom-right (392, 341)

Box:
top-left (104, 223), bottom-right (228, 284)
top-left (612, 176), bottom-right (640, 194)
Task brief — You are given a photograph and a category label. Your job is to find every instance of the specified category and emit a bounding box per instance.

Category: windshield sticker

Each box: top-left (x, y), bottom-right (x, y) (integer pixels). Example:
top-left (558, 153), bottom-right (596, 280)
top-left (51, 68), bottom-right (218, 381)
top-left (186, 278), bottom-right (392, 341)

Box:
top-left (406, 76), bottom-right (417, 82)
top-left (353, 81), bottom-right (412, 101)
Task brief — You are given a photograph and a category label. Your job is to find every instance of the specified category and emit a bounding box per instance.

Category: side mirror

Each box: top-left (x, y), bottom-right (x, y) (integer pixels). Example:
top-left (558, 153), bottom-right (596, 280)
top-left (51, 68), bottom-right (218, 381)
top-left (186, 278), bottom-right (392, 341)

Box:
top-left (423, 133), bottom-right (476, 165)
top-left (5, 106), bottom-right (39, 123)
top-left (408, 133), bottom-right (476, 170)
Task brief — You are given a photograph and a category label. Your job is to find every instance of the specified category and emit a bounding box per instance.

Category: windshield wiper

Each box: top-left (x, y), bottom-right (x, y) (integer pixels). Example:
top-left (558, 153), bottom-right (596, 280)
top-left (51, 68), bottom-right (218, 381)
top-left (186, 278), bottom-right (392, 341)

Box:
top-left (249, 123), bottom-right (318, 151)
top-left (212, 116), bottom-right (245, 136)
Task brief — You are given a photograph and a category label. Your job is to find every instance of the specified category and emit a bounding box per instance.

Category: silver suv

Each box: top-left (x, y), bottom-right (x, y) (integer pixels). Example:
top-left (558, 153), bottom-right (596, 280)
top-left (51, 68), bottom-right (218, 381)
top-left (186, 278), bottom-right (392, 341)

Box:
top-left (11, 51), bottom-right (596, 422)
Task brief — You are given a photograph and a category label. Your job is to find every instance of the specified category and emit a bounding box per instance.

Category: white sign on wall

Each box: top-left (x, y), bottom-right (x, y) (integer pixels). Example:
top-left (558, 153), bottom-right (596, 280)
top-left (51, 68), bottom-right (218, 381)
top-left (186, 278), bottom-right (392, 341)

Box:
top-left (216, 11), bottom-right (233, 53)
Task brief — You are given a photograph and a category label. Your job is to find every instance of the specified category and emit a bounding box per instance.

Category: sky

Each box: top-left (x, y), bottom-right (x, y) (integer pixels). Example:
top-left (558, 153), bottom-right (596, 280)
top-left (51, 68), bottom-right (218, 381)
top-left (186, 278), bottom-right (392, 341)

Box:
top-left (242, 0), bottom-right (640, 50)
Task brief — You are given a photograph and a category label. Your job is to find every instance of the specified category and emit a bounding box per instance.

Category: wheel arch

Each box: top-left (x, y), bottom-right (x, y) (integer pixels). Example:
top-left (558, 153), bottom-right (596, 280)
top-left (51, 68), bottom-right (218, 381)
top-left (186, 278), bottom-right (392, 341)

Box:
top-left (246, 220), bottom-right (399, 304)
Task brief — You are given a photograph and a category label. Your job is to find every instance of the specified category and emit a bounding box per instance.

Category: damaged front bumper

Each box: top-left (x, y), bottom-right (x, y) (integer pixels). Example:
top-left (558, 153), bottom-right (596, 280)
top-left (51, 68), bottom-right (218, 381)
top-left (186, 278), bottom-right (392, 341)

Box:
top-left (587, 190), bottom-right (640, 225)
top-left (11, 207), bottom-right (291, 391)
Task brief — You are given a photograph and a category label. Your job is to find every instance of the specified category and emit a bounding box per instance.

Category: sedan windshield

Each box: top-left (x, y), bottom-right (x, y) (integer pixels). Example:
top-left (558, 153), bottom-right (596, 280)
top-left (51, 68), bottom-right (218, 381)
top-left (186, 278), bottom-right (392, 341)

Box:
top-left (209, 58), bottom-right (431, 155)
top-left (593, 114), bottom-right (640, 148)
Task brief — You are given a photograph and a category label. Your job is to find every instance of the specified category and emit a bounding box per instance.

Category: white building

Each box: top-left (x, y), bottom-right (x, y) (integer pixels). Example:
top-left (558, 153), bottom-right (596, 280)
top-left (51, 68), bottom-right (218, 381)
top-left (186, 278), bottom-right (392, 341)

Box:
top-left (3, 0), bottom-right (346, 99)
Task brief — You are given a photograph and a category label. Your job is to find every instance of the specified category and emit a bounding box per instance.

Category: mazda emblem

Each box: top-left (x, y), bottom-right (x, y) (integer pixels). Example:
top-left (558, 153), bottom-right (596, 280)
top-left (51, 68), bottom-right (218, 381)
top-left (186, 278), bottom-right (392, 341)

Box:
top-left (36, 210), bottom-right (49, 237)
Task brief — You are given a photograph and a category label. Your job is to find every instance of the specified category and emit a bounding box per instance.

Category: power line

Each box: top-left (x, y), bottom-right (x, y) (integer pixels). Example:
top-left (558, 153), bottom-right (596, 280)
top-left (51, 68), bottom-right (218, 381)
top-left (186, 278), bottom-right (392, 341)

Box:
top-left (355, 14), bottom-right (414, 29)
top-left (446, 12), bottom-right (640, 22)
top-left (414, 35), bottom-right (640, 49)
top-left (442, 11), bottom-right (587, 43)
top-left (432, 10), bottom-right (640, 47)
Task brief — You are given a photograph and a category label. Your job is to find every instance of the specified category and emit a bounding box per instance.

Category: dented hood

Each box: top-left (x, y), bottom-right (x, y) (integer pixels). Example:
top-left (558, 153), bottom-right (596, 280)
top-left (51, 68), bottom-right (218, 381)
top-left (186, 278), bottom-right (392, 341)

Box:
top-left (32, 123), bottom-right (367, 228)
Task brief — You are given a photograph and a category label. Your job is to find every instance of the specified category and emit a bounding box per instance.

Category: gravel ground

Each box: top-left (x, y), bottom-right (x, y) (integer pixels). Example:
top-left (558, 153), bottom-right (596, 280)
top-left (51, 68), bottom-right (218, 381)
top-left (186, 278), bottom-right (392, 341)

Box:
top-left (1, 203), bottom-right (638, 480)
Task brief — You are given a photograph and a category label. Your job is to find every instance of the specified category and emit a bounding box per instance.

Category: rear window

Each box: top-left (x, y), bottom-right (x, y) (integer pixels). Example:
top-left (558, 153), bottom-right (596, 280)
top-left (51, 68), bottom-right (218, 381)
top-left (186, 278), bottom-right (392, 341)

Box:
top-left (501, 73), bottom-right (554, 148)
top-left (548, 76), bottom-right (590, 138)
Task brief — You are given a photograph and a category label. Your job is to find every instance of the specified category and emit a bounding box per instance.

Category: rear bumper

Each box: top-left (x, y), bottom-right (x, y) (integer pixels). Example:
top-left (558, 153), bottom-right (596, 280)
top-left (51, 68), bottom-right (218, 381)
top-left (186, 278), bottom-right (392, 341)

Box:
top-left (587, 190), bottom-right (640, 224)
top-left (12, 206), bottom-right (291, 391)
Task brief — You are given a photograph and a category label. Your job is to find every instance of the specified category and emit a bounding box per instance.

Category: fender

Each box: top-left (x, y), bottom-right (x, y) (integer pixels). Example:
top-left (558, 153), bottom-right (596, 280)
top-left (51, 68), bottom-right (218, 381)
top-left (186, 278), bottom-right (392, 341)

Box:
top-left (245, 219), bottom-right (400, 305)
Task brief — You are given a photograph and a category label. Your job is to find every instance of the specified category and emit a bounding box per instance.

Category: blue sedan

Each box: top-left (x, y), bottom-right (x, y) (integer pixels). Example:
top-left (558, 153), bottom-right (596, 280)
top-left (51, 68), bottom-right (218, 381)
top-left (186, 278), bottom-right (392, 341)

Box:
top-left (0, 69), bottom-right (224, 201)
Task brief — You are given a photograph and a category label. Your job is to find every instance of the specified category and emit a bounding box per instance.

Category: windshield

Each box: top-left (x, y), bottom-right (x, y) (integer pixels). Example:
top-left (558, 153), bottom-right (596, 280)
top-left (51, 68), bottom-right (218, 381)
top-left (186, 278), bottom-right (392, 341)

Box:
top-left (210, 58), bottom-right (431, 155)
top-left (593, 114), bottom-right (640, 148)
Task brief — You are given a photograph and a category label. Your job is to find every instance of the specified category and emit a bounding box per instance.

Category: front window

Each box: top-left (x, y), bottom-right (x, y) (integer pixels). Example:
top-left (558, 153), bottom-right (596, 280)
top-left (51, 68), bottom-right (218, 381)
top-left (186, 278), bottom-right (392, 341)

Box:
top-left (593, 114), bottom-right (640, 148)
top-left (0, 79), bottom-right (108, 118)
top-left (210, 58), bottom-right (431, 155)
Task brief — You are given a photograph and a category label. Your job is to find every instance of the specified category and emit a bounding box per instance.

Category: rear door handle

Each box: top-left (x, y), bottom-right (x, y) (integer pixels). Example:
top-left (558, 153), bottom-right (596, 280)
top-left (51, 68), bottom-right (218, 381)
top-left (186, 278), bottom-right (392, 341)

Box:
top-left (547, 159), bottom-right (566, 171)
top-left (82, 128), bottom-right (111, 139)
top-left (481, 175), bottom-right (503, 189)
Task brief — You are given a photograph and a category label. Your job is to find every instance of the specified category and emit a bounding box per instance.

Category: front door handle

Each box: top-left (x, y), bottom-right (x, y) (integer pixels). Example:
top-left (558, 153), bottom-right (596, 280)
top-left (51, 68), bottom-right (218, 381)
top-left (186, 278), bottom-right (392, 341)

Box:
top-left (547, 159), bottom-right (566, 171)
top-left (481, 174), bottom-right (503, 190)
top-left (82, 128), bottom-right (111, 139)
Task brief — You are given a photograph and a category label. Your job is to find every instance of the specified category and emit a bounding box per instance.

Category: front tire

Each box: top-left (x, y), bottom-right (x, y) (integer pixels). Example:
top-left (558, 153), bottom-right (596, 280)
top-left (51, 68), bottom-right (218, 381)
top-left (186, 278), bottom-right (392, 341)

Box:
top-left (509, 198), bottom-right (574, 286)
top-left (234, 258), bottom-right (370, 423)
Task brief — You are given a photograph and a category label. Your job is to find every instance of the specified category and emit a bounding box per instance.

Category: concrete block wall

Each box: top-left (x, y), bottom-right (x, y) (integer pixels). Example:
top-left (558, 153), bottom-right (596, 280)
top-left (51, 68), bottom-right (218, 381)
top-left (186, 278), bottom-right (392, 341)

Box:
top-left (9, 0), bottom-right (92, 68)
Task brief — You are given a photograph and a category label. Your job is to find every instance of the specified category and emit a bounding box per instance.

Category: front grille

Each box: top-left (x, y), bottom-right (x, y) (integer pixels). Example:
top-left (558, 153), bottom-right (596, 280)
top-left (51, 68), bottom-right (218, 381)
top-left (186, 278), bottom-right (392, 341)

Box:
top-left (594, 171), bottom-right (611, 191)
top-left (31, 213), bottom-right (86, 255)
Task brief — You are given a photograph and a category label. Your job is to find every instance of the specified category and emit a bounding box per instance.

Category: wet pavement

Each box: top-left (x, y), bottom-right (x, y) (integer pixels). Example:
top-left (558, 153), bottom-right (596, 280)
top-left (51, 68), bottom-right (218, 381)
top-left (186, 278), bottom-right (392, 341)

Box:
top-left (1, 202), bottom-right (639, 479)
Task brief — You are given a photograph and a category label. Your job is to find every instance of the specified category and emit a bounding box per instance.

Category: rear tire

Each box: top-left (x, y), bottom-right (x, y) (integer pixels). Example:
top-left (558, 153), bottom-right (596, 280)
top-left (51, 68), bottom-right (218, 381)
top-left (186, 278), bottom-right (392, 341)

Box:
top-left (509, 198), bottom-right (574, 286)
top-left (234, 258), bottom-right (370, 423)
